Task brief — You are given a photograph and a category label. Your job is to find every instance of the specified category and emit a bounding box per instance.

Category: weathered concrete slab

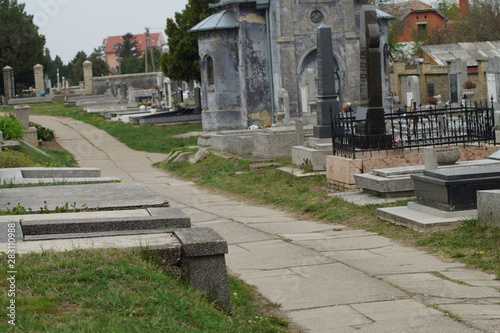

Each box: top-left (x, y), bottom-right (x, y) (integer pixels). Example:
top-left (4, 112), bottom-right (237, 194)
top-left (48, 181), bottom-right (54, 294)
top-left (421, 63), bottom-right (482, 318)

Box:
top-left (227, 240), bottom-right (334, 271)
top-left (250, 220), bottom-right (337, 235)
top-left (0, 182), bottom-right (168, 211)
top-left (288, 305), bottom-right (372, 332)
top-left (326, 245), bottom-right (463, 275)
top-left (381, 273), bottom-right (500, 299)
top-left (237, 263), bottom-right (407, 311)
top-left (20, 207), bottom-right (190, 237)
top-left (195, 220), bottom-right (275, 245)
top-left (14, 233), bottom-right (181, 255)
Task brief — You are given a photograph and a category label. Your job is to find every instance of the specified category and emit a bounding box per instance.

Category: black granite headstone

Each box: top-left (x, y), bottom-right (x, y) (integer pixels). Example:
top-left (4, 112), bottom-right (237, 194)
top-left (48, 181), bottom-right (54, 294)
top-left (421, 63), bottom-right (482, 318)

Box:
top-left (412, 164), bottom-right (500, 211)
top-left (354, 5), bottom-right (392, 148)
top-left (313, 24), bottom-right (340, 139)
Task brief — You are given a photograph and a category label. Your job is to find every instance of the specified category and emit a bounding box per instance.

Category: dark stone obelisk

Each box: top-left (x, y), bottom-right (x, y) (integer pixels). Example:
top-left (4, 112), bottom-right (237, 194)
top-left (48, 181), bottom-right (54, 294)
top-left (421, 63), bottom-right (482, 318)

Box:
top-left (313, 24), bottom-right (340, 139)
top-left (355, 5), bottom-right (391, 147)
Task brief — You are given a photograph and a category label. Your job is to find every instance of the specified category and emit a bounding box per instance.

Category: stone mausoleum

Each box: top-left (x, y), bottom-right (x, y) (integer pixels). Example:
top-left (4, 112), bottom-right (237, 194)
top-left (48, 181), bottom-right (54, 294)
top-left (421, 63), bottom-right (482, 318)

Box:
top-left (190, 0), bottom-right (393, 131)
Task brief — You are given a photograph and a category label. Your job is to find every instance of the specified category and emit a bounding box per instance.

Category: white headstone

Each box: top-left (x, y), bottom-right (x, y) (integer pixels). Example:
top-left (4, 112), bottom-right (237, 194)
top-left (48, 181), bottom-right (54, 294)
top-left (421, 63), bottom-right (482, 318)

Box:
top-left (405, 76), bottom-right (420, 107)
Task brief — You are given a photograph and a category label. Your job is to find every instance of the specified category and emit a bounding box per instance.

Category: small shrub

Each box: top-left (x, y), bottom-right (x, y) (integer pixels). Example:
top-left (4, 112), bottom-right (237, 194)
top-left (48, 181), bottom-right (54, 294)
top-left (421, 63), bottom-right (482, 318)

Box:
top-left (30, 122), bottom-right (54, 141)
top-left (426, 96), bottom-right (437, 105)
top-left (463, 80), bottom-right (476, 89)
top-left (0, 115), bottom-right (24, 140)
top-left (0, 149), bottom-right (38, 168)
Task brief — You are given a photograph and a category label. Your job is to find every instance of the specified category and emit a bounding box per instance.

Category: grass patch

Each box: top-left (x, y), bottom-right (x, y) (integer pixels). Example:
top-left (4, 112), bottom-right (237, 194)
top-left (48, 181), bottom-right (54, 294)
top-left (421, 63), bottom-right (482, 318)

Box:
top-left (0, 248), bottom-right (289, 332)
top-left (0, 146), bottom-right (76, 170)
top-left (162, 154), bottom-right (500, 277)
top-left (2, 102), bottom-right (202, 154)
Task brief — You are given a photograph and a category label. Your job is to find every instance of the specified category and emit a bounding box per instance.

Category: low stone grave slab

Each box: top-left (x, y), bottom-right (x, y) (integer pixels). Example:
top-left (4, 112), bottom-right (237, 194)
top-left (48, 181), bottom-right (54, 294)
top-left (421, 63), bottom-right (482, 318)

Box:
top-left (377, 203), bottom-right (477, 232)
top-left (253, 128), bottom-right (297, 159)
top-left (211, 130), bottom-right (257, 151)
top-left (19, 207), bottom-right (190, 241)
top-left (227, 135), bottom-right (253, 155)
top-left (0, 182), bottom-right (168, 211)
top-left (412, 164), bottom-right (500, 211)
top-left (0, 167), bottom-right (120, 185)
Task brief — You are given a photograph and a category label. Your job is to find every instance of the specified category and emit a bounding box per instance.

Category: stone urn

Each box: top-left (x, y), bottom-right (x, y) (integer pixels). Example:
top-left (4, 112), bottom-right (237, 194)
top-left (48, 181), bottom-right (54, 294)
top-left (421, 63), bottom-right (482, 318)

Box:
top-left (435, 146), bottom-right (461, 165)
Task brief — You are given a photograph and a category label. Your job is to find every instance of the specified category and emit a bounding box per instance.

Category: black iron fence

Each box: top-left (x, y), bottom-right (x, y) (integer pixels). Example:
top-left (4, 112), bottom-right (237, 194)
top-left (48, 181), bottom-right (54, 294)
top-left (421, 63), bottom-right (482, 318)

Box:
top-left (330, 99), bottom-right (497, 159)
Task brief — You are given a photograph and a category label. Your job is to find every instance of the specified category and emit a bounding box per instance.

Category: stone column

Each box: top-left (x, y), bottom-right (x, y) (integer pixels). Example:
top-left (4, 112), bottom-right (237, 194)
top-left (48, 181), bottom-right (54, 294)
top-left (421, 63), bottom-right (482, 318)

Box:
top-left (3, 66), bottom-right (14, 102)
top-left (313, 24), bottom-right (340, 139)
top-left (34, 64), bottom-right (44, 95)
top-left (165, 78), bottom-right (172, 108)
top-left (83, 60), bottom-right (93, 94)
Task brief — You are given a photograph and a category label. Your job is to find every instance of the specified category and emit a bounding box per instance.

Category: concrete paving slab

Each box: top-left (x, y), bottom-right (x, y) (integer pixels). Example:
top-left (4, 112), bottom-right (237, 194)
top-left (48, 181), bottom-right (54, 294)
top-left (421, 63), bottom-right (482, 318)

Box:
top-left (326, 246), bottom-right (463, 275)
top-left (237, 263), bottom-right (407, 311)
top-left (439, 268), bottom-right (500, 289)
top-left (192, 220), bottom-right (275, 245)
top-left (437, 303), bottom-right (500, 332)
top-left (227, 240), bottom-right (335, 271)
top-left (292, 234), bottom-right (395, 252)
top-left (352, 299), bottom-right (442, 321)
top-left (230, 215), bottom-right (298, 224)
top-left (177, 207), bottom-right (219, 223)
top-left (381, 273), bottom-right (500, 299)
top-left (0, 182), bottom-right (168, 211)
top-left (249, 220), bottom-right (337, 234)
top-left (288, 305), bottom-right (372, 333)
top-left (353, 315), bottom-right (483, 333)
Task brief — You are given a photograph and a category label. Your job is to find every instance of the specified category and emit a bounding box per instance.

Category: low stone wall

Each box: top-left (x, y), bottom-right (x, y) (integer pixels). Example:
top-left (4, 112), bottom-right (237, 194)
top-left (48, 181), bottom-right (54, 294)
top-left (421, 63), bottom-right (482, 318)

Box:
top-left (327, 145), bottom-right (500, 189)
top-left (93, 72), bottom-right (164, 95)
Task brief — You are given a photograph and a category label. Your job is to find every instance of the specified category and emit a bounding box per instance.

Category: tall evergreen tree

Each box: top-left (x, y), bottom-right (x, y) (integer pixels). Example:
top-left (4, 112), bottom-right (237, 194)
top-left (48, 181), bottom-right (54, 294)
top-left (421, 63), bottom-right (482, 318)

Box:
top-left (117, 33), bottom-right (140, 74)
top-left (0, 0), bottom-right (45, 94)
top-left (161, 0), bottom-right (217, 82)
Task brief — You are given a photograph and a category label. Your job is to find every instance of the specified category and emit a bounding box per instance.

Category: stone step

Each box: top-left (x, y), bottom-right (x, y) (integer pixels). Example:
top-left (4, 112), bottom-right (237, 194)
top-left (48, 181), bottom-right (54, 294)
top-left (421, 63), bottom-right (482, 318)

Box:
top-left (21, 207), bottom-right (190, 236)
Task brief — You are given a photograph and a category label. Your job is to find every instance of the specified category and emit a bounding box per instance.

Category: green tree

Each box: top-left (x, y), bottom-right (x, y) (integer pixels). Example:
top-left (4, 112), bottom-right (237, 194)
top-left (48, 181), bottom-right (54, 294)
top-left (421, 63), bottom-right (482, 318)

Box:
top-left (117, 33), bottom-right (140, 74)
top-left (0, 0), bottom-right (45, 95)
top-left (432, 0), bottom-right (461, 21)
top-left (161, 0), bottom-right (217, 82)
top-left (387, 17), bottom-right (410, 62)
top-left (88, 46), bottom-right (109, 77)
top-left (67, 51), bottom-right (87, 85)
top-left (451, 0), bottom-right (500, 42)
top-left (140, 47), bottom-right (162, 73)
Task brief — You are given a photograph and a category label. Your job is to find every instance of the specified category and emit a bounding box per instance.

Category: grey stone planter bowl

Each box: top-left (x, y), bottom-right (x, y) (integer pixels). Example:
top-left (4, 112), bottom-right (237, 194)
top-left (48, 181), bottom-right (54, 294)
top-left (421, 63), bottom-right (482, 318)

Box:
top-left (436, 146), bottom-right (461, 165)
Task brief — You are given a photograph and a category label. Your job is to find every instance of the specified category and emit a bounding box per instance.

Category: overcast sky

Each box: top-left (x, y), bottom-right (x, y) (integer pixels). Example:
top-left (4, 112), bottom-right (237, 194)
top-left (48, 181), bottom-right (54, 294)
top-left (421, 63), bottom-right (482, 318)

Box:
top-left (20, 0), bottom-right (189, 63)
top-left (20, 0), bottom-right (436, 64)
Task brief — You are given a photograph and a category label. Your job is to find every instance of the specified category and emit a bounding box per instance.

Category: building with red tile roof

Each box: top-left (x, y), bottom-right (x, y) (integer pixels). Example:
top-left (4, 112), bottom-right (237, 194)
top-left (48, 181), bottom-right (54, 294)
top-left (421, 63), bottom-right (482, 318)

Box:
top-left (102, 33), bottom-right (167, 73)
top-left (379, 0), bottom-right (448, 43)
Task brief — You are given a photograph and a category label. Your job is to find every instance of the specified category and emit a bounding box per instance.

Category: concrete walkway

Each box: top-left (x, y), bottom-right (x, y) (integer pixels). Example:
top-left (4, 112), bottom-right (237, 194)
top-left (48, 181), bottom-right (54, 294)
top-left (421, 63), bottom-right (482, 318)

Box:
top-left (24, 115), bottom-right (500, 332)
